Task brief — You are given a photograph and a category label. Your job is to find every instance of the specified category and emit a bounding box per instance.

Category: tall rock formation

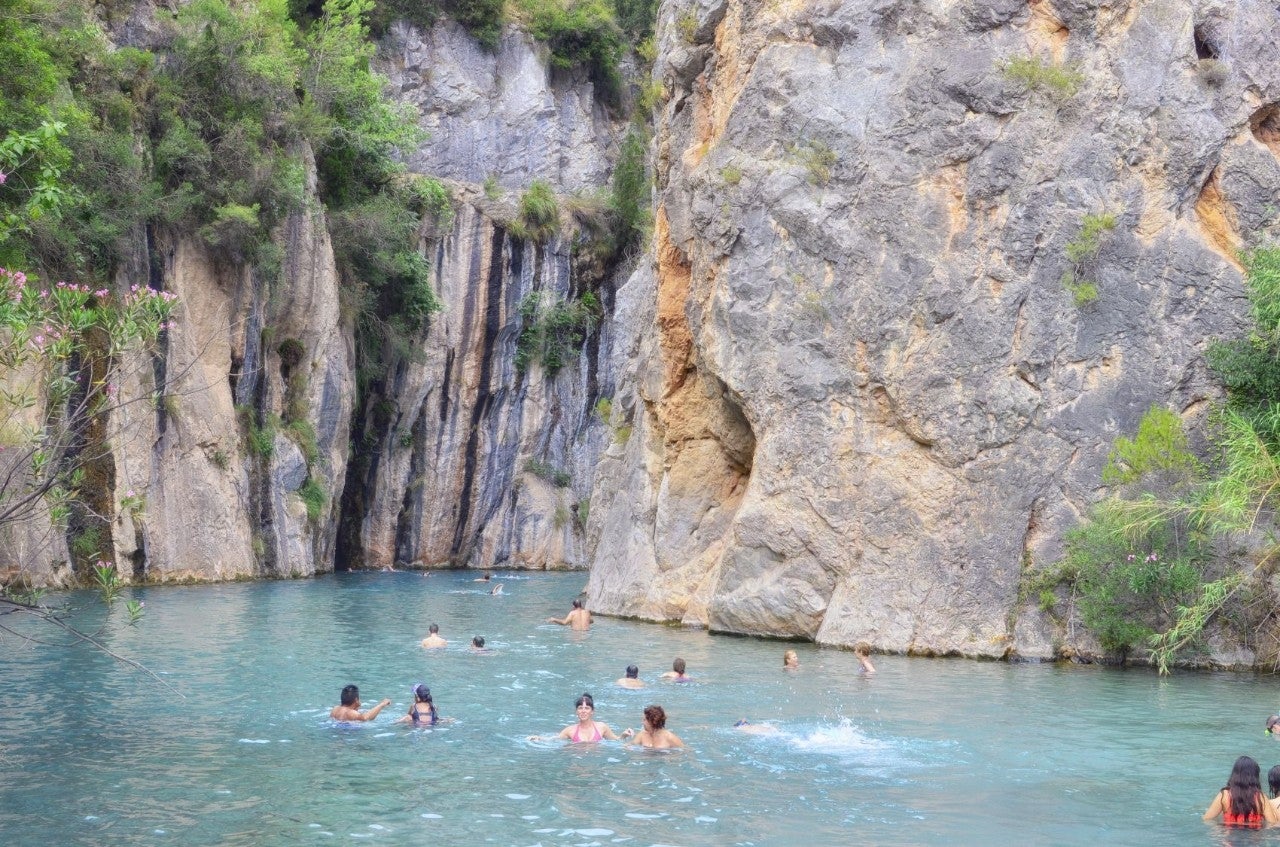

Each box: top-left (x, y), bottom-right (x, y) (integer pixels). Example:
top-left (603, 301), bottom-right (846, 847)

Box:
top-left (341, 21), bottom-right (621, 571)
top-left (586, 0), bottom-right (1280, 659)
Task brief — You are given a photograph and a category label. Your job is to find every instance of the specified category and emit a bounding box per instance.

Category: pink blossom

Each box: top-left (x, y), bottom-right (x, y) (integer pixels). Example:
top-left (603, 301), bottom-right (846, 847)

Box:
top-left (33, 334), bottom-right (44, 345)
top-left (0, 171), bottom-right (6, 184)
top-left (95, 289), bottom-right (109, 298)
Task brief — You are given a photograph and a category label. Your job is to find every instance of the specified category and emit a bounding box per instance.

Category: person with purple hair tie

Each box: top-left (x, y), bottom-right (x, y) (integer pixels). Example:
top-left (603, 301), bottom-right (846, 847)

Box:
top-left (395, 684), bottom-right (439, 725)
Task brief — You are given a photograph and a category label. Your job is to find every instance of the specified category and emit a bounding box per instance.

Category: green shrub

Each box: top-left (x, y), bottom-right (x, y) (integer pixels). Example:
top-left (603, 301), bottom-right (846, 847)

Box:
top-left (610, 129), bottom-right (648, 252)
top-left (525, 457), bottom-right (571, 487)
top-left (520, 0), bottom-right (624, 106)
top-left (612, 0), bottom-right (657, 42)
top-left (71, 526), bottom-right (104, 559)
top-left (298, 476), bottom-right (327, 521)
top-left (792, 139), bottom-right (836, 186)
top-left (1060, 212), bottom-right (1116, 307)
top-left (512, 180), bottom-right (560, 242)
top-left (675, 9), bottom-right (697, 43)
top-left (514, 290), bottom-right (601, 375)
top-left (1002, 55), bottom-right (1085, 100)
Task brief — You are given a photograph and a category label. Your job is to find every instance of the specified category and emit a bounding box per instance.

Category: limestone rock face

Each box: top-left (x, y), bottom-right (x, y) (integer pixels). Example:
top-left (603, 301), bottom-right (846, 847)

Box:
top-left (352, 199), bottom-right (613, 571)
top-left (105, 147), bottom-right (354, 583)
top-left (586, 0), bottom-right (1280, 658)
top-left (385, 21), bottom-right (617, 193)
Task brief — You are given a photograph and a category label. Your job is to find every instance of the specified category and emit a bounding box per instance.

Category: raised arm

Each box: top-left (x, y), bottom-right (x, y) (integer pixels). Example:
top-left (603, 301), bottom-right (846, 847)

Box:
top-left (357, 699), bottom-right (392, 721)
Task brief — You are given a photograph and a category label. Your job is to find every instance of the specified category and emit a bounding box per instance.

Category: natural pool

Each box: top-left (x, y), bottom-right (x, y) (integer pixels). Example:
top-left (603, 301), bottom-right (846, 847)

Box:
top-left (2, 571), bottom-right (1279, 846)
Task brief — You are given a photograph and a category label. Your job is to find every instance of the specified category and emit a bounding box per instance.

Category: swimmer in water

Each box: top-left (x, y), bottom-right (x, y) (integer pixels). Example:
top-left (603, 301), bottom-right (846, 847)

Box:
top-left (616, 664), bottom-right (645, 689)
top-left (329, 684), bottom-right (391, 722)
top-left (421, 623), bottom-right (446, 649)
top-left (733, 719), bottom-right (781, 735)
top-left (1270, 765), bottom-right (1280, 813)
top-left (489, 583), bottom-right (504, 595)
top-left (474, 572), bottom-right (492, 582)
top-left (660, 657), bottom-right (691, 682)
top-left (854, 642), bottom-right (876, 674)
top-left (470, 635), bottom-right (492, 653)
top-left (396, 683), bottom-right (440, 725)
top-left (1267, 715), bottom-right (1280, 736)
top-left (783, 649), bottom-right (799, 670)
top-left (623, 705), bottom-right (684, 749)
top-left (528, 693), bottom-right (621, 742)
top-left (547, 599), bottom-right (592, 630)
top-left (1205, 755), bottom-right (1279, 826)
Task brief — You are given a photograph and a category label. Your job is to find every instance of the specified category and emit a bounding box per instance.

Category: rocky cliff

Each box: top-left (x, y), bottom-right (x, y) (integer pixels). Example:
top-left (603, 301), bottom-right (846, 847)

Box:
top-left (585, 0), bottom-right (1280, 659)
top-left (4, 15), bottom-right (620, 584)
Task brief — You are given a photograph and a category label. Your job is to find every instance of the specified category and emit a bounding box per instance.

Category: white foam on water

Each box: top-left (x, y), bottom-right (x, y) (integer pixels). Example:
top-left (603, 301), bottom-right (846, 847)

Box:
top-left (420, 813), bottom-right (443, 819)
top-left (506, 793), bottom-right (531, 799)
top-left (789, 720), bottom-right (889, 757)
top-left (574, 828), bottom-right (614, 836)
top-left (624, 813), bottom-right (663, 820)
top-left (238, 738), bottom-right (271, 744)
top-left (368, 824), bottom-right (387, 830)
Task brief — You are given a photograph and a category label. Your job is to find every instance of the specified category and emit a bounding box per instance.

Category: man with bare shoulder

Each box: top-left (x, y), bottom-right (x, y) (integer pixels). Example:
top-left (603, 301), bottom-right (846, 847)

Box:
top-left (660, 657), bottom-right (692, 682)
top-left (329, 684), bottom-right (391, 722)
top-left (616, 665), bottom-right (645, 689)
top-left (547, 599), bottom-right (592, 631)
top-left (421, 623), bottom-right (447, 648)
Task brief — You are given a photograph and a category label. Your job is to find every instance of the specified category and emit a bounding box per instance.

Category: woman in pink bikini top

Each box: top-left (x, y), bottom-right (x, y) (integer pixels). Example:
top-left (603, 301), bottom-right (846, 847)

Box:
top-left (554, 693), bottom-right (621, 743)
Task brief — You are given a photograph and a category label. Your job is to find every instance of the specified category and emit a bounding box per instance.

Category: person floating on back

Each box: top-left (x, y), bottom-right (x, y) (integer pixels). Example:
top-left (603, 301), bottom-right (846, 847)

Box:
top-left (547, 599), bottom-right (591, 630)
top-left (329, 684), bottom-right (391, 722)
top-left (616, 664), bottom-right (645, 689)
top-left (1204, 755), bottom-right (1280, 827)
top-left (421, 623), bottom-right (446, 649)
top-left (660, 658), bottom-right (691, 682)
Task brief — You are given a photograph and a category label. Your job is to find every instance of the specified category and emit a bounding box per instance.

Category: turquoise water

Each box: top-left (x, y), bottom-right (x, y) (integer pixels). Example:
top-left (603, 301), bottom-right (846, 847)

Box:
top-left (2, 571), bottom-right (1279, 846)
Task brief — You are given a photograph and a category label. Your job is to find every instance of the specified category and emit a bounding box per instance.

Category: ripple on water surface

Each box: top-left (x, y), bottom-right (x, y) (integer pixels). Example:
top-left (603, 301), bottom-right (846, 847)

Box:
top-left (0, 571), bottom-right (1274, 846)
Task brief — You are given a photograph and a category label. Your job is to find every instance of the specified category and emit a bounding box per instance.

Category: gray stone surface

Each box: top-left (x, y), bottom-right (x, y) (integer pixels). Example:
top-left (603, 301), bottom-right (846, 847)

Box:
top-left (584, 0), bottom-right (1280, 661)
top-left (383, 21), bottom-right (618, 193)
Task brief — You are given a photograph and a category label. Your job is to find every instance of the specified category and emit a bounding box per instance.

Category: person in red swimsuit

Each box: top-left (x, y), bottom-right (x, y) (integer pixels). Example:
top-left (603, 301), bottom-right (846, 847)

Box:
top-left (1204, 755), bottom-right (1280, 827)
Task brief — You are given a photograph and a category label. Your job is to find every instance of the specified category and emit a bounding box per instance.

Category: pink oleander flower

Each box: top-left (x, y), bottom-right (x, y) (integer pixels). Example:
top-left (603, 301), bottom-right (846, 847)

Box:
top-left (95, 289), bottom-right (109, 298)
top-left (0, 171), bottom-right (6, 184)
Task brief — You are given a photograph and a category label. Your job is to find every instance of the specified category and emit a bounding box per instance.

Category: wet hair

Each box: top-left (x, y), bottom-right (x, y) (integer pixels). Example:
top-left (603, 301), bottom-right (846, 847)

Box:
top-left (643, 705), bottom-right (667, 730)
top-left (472, 635), bottom-right (485, 648)
top-left (854, 642), bottom-right (872, 658)
top-left (572, 599), bottom-right (582, 609)
top-left (1224, 755), bottom-right (1264, 819)
top-left (1267, 715), bottom-right (1280, 734)
top-left (625, 665), bottom-right (639, 679)
top-left (410, 684), bottom-right (437, 724)
top-left (783, 650), bottom-right (798, 666)
top-left (1270, 765), bottom-right (1280, 799)
top-left (672, 658), bottom-right (686, 674)
top-left (574, 692), bottom-right (595, 710)
top-left (428, 623), bottom-right (439, 634)
top-left (340, 684), bottom-right (359, 706)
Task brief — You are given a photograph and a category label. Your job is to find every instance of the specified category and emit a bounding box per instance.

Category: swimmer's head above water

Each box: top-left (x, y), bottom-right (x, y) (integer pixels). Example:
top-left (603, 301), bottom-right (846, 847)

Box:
top-left (625, 665), bottom-right (639, 679)
top-left (340, 684), bottom-right (360, 706)
top-left (575, 692), bottom-right (595, 712)
top-left (413, 684), bottom-right (432, 703)
top-left (1267, 715), bottom-right (1280, 735)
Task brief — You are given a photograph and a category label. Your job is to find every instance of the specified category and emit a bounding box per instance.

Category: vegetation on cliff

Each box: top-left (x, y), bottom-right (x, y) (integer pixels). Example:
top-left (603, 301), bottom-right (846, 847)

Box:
top-left (1041, 249), bottom-right (1280, 671)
